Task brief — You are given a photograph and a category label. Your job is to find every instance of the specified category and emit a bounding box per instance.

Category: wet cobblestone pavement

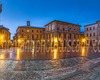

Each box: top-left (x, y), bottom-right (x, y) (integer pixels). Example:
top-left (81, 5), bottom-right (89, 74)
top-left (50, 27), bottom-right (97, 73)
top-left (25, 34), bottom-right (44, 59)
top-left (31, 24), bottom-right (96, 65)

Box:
top-left (0, 57), bottom-right (83, 80)
top-left (0, 57), bottom-right (100, 80)
top-left (0, 50), bottom-right (100, 80)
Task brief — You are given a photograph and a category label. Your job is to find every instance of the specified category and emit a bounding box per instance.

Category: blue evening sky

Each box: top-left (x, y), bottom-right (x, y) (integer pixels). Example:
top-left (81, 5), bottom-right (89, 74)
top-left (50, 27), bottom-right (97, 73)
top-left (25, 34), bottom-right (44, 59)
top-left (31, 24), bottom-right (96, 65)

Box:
top-left (1, 0), bottom-right (100, 39)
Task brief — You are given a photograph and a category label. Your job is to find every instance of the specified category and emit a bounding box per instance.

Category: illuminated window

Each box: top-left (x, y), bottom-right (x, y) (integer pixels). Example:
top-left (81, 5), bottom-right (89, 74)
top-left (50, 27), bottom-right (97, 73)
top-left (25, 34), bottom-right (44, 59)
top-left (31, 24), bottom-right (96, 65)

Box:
top-left (27, 30), bottom-right (29, 32)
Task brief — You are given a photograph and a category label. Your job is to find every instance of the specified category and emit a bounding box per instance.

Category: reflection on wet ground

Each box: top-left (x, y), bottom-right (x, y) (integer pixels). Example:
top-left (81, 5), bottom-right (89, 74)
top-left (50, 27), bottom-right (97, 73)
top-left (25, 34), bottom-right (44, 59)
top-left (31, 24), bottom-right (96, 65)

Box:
top-left (0, 48), bottom-right (100, 80)
top-left (0, 48), bottom-right (86, 60)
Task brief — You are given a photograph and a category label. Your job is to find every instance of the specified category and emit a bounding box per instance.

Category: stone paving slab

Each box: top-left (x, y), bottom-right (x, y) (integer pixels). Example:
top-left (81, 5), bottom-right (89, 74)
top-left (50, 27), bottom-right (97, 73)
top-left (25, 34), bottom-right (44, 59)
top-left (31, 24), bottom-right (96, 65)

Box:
top-left (0, 57), bottom-right (100, 80)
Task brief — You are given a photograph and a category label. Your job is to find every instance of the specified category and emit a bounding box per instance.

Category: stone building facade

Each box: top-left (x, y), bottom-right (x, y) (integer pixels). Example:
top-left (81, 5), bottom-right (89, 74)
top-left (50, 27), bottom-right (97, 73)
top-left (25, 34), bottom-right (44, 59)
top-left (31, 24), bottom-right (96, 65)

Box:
top-left (13, 21), bottom-right (45, 50)
top-left (13, 20), bottom-right (82, 56)
top-left (45, 20), bottom-right (80, 56)
top-left (0, 25), bottom-right (11, 49)
top-left (84, 21), bottom-right (100, 46)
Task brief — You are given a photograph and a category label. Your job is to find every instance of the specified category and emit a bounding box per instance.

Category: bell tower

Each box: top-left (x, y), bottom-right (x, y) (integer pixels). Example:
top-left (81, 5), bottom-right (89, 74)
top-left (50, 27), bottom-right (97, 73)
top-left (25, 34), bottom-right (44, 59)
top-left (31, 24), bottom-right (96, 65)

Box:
top-left (27, 21), bottom-right (30, 26)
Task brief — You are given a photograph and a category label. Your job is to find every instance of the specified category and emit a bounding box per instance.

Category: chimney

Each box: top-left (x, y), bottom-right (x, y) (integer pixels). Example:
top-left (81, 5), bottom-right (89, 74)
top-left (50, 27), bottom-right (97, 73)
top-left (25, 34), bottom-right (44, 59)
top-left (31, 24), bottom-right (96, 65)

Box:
top-left (27, 21), bottom-right (30, 26)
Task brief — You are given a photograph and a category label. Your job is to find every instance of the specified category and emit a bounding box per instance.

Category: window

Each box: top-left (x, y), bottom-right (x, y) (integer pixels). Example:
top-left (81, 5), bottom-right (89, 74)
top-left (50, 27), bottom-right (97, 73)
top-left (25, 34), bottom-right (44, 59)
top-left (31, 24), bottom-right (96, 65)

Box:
top-left (64, 34), bottom-right (66, 38)
top-left (93, 27), bottom-right (95, 30)
top-left (52, 25), bottom-right (55, 30)
top-left (32, 35), bottom-right (34, 39)
top-left (74, 35), bottom-right (76, 39)
top-left (63, 28), bottom-right (65, 31)
top-left (68, 34), bottom-right (71, 39)
top-left (49, 26), bottom-right (51, 31)
top-left (87, 34), bottom-right (88, 37)
top-left (46, 26), bottom-right (48, 31)
top-left (90, 33), bottom-right (92, 37)
top-left (22, 30), bottom-right (23, 32)
top-left (87, 28), bottom-right (88, 31)
top-left (27, 35), bottom-right (29, 39)
top-left (87, 40), bottom-right (89, 44)
top-left (64, 41), bottom-right (66, 47)
top-left (37, 35), bottom-right (38, 38)
top-left (27, 30), bottom-right (29, 32)
top-left (21, 35), bottom-right (23, 38)
top-left (69, 28), bottom-right (71, 30)
top-left (32, 30), bottom-right (34, 32)
top-left (93, 33), bottom-right (95, 36)
top-left (57, 27), bottom-right (59, 30)
top-left (93, 40), bottom-right (95, 42)
top-left (90, 27), bottom-right (91, 30)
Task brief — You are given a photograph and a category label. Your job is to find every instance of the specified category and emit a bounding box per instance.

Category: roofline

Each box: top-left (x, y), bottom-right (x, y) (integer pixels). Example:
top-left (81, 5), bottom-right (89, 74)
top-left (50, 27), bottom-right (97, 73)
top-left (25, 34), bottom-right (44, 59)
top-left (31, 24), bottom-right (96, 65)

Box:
top-left (45, 20), bottom-right (80, 26)
top-left (84, 23), bottom-right (96, 27)
top-left (0, 25), bottom-right (9, 30)
top-left (16, 26), bottom-right (45, 32)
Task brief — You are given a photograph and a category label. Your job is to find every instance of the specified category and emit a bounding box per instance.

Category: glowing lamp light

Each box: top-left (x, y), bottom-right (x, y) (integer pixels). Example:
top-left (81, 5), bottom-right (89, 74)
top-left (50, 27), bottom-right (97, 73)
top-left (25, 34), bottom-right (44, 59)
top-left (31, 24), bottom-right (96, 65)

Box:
top-left (82, 47), bottom-right (85, 56)
top-left (82, 38), bottom-right (85, 43)
top-left (18, 39), bottom-right (21, 43)
top-left (16, 48), bottom-right (21, 60)
top-left (54, 37), bottom-right (57, 43)
top-left (1, 36), bottom-right (3, 39)
top-left (0, 35), bottom-right (4, 39)
top-left (53, 49), bottom-right (57, 59)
